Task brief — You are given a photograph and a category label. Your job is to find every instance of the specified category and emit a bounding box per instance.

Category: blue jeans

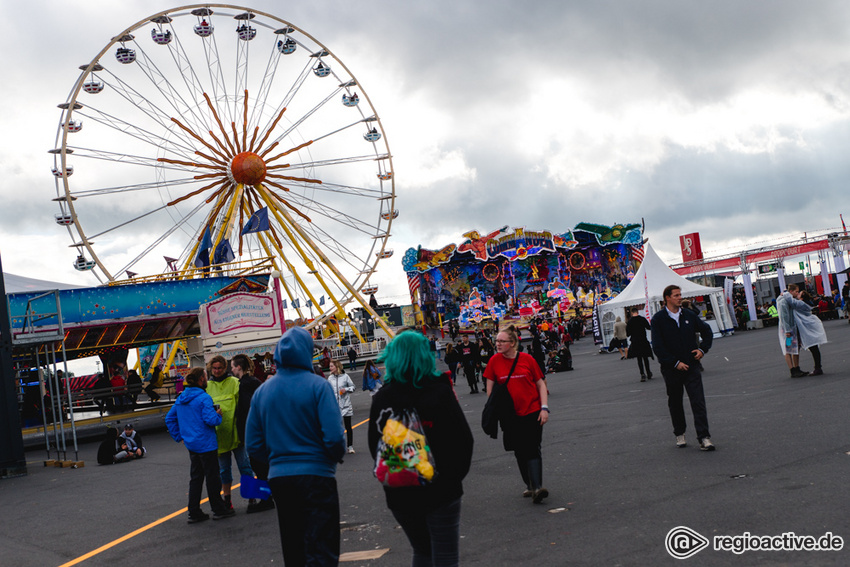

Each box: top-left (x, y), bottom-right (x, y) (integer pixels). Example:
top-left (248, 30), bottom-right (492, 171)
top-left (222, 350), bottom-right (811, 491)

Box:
top-left (269, 475), bottom-right (340, 566)
top-left (218, 444), bottom-right (253, 485)
top-left (391, 497), bottom-right (462, 567)
top-left (188, 449), bottom-right (227, 516)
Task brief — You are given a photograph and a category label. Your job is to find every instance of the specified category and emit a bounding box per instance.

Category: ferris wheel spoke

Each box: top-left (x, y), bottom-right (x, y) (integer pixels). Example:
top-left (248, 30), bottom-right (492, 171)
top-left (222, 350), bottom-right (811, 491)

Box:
top-left (131, 39), bottom-right (209, 135)
top-left (270, 88), bottom-right (343, 147)
top-left (167, 178), bottom-right (230, 207)
top-left (114, 198), bottom-right (208, 276)
top-left (255, 60), bottom-right (313, 145)
top-left (248, 41), bottom-right (285, 135)
top-left (81, 204), bottom-right (170, 241)
top-left (202, 93), bottom-right (238, 157)
top-left (69, 176), bottom-right (201, 198)
top-left (75, 107), bottom-right (197, 160)
top-left (290, 180), bottom-right (385, 199)
top-left (276, 153), bottom-right (390, 172)
top-left (66, 146), bottom-right (210, 174)
top-left (301, 223), bottom-right (372, 274)
top-left (98, 68), bottom-right (199, 149)
top-left (203, 15), bottom-right (235, 126)
top-left (286, 193), bottom-right (380, 236)
top-left (164, 23), bottom-right (215, 124)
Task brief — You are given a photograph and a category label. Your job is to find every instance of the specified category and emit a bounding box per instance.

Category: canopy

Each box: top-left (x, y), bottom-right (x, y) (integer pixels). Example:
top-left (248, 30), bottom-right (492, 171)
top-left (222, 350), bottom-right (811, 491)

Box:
top-left (3, 272), bottom-right (84, 294)
top-left (597, 243), bottom-right (734, 346)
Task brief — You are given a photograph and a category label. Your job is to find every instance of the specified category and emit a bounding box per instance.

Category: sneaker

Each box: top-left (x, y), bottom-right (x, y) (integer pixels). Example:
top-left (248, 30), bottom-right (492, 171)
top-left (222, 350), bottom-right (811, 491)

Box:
top-left (187, 513), bottom-right (210, 524)
top-left (212, 508), bottom-right (236, 520)
top-left (676, 435), bottom-right (687, 448)
top-left (532, 487), bottom-right (549, 504)
top-left (522, 488), bottom-right (533, 498)
top-left (640, 375), bottom-right (646, 382)
top-left (810, 368), bottom-right (824, 376)
top-left (700, 437), bottom-right (716, 451)
top-left (247, 498), bottom-right (276, 514)
top-left (347, 446), bottom-right (355, 454)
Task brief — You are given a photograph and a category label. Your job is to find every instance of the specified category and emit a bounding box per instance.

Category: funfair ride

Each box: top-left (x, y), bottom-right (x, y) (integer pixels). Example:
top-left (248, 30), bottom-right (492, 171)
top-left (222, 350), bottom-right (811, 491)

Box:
top-left (50, 4), bottom-right (396, 335)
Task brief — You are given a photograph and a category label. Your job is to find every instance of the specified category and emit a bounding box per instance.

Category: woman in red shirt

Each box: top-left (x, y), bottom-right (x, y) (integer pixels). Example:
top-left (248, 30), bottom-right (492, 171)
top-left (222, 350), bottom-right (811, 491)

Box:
top-left (483, 326), bottom-right (550, 503)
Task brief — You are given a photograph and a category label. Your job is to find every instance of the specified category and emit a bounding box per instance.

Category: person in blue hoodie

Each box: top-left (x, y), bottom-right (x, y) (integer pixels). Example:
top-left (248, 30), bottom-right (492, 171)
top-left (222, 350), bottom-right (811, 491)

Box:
top-left (246, 327), bottom-right (346, 566)
top-left (165, 367), bottom-right (236, 523)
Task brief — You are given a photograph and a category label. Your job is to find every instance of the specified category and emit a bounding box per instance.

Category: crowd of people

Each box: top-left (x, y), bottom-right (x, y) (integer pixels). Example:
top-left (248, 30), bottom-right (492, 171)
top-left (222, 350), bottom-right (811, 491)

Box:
top-left (90, 277), bottom-right (840, 565)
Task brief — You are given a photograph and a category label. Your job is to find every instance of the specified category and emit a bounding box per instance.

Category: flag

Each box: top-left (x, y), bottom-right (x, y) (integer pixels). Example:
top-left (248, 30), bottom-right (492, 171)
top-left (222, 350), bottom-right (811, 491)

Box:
top-left (194, 226), bottom-right (212, 268)
top-left (281, 299), bottom-right (288, 309)
top-left (643, 270), bottom-right (651, 320)
top-left (306, 299), bottom-right (313, 308)
top-left (292, 298), bottom-right (300, 308)
top-left (241, 207), bottom-right (270, 236)
top-left (126, 270), bottom-right (137, 279)
top-left (631, 244), bottom-right (645, 264)
top-left (319, 296), bottom-right (325, 306)
top-left (214, 238), bottom-right (235, 264)
top-left (407, 272), bottom-right (421, 296)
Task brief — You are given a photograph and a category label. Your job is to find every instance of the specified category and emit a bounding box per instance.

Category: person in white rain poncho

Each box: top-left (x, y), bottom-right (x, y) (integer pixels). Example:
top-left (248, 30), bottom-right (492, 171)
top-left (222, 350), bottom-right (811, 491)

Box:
top-left (788, 284), bottom-right (828, 376)
top-left (328, 360), bottom-right (357, 453)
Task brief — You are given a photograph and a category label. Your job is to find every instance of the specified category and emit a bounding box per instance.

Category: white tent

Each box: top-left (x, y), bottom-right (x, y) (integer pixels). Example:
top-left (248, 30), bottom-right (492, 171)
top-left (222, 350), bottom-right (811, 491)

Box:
top-left (597, 243), bottom-right (734, 347)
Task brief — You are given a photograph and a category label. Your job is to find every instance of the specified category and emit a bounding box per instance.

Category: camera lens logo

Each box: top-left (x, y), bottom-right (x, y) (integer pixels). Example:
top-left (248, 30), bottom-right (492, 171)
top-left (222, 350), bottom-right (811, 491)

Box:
top-left (665, 526), bottom-right (709, 559)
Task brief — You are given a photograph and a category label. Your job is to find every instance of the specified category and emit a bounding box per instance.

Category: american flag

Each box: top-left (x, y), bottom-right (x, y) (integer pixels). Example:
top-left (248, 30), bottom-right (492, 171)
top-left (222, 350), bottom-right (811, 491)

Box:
top-left (631, 244), bottom-right (645, 264)
top-left (407, 272), bottom-right (421, 298)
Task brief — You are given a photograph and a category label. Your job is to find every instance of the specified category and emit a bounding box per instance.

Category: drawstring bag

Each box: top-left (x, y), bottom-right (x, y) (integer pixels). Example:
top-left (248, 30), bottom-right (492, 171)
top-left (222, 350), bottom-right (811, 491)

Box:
top-left (240, 474), bottom-right (272, 500)
top-left (374, 407), bottom-right (436, 487)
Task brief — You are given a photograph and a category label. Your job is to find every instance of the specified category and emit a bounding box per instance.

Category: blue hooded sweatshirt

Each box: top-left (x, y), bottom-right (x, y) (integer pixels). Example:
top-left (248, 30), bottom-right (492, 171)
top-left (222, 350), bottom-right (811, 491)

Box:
top-left (165, 385), bottom-right (222, 453)
top-left (246, 327), bottom-right (346, 478)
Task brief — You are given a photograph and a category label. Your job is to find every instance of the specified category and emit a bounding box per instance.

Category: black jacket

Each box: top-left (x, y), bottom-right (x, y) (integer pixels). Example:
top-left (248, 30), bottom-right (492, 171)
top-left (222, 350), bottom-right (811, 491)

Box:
top-left (626, 315), bottom-right (653, 359)
top-left (368, 374), bottom-right (473, 513)
top-left (236, 374), bottom-right (262, 443)
top-left (650, 308), bottom-right (712, 370)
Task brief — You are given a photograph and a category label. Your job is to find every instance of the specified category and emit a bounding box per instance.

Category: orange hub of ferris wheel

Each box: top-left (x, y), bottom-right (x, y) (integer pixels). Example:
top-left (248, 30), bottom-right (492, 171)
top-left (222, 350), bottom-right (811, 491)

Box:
top-left (230, 152), bottom-right (267, 186)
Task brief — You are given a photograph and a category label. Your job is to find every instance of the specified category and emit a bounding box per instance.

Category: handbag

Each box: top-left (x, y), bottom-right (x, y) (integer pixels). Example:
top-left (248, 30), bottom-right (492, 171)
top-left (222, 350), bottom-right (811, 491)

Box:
top-left (481, 355), bottom-right (520, 439)
top-left (374, 406), bottom-right (437, 487)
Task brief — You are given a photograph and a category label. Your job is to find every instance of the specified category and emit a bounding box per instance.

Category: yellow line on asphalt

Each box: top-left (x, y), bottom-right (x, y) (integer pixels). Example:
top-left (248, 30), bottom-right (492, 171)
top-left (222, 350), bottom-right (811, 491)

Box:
top-left (62, 419), bottom-right (371, 565)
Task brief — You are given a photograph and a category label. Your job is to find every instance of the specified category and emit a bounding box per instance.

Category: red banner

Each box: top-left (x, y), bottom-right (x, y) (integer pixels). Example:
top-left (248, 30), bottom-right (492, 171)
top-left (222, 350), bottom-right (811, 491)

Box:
top-left (679, 233), bottom-right (703, 262)
top-left (674, 239), bottom-right (829, 276)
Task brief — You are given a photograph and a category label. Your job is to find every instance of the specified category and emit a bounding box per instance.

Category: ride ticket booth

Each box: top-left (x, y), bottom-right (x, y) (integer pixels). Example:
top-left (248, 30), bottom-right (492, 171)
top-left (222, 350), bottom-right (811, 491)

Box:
top-left (191, 291), bottom-right (286, 377)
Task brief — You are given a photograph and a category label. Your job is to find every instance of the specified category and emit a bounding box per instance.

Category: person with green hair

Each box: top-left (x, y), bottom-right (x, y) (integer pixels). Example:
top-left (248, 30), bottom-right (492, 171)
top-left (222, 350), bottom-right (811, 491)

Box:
top-left (368, 330), bottom-right (473, 567)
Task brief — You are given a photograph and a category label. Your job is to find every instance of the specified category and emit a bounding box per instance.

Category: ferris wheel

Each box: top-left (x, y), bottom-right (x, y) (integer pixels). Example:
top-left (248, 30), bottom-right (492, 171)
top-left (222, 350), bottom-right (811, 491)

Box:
top-left (51, 4), bottom-right (397, 329)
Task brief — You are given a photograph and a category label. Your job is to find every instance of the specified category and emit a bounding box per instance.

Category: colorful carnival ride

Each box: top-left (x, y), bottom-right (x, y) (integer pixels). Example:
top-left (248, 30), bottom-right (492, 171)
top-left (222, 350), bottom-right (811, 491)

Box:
top-left (50, 4), bottom-right (395, 340)
top-left (404, 223), bottom-right (645, 327)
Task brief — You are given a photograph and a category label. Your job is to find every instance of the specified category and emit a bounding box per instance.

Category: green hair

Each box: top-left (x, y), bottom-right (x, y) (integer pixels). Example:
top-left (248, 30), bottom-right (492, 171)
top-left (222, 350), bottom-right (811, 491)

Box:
top-left (377, 330), bottom-right (442, 387)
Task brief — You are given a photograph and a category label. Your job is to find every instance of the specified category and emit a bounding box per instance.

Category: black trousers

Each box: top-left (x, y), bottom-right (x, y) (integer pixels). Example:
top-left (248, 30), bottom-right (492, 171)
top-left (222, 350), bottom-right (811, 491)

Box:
top-left (188, 449), bottom-right (227, 517)
top-left (661, 365), bottom-right (710, 440)
top-left (505, 412), bottom-right (544, 489)
top-left (269, 475), bottom-right (340, 566)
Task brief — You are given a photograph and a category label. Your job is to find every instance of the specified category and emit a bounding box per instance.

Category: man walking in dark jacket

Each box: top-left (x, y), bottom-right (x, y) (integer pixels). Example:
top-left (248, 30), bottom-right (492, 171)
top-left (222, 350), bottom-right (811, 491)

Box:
top-left (651, 285), bottom-right (715, 451)
top-left (458, 334), bottom-right (480, 394)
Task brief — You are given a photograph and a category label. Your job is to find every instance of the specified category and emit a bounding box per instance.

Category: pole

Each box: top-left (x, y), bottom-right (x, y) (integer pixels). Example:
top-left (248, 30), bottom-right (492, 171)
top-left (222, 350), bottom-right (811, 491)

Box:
top-left (0, 251), bottom-right (27, 478)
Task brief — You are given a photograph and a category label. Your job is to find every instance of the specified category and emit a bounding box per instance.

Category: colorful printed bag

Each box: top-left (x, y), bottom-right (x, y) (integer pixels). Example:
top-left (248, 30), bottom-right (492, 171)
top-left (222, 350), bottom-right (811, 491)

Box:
top-left (374, 407), bottom-right (436, 487)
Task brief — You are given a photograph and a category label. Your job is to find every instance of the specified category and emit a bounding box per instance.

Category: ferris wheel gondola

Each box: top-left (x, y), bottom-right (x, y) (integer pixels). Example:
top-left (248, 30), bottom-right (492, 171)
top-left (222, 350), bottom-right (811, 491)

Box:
top-left (52, 4), bottom-right (395, 331)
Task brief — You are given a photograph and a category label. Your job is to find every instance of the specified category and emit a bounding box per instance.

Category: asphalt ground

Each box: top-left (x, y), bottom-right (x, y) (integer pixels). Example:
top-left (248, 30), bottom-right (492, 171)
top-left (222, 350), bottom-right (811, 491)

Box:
top-left (1, 320), bottom-right (849, 566)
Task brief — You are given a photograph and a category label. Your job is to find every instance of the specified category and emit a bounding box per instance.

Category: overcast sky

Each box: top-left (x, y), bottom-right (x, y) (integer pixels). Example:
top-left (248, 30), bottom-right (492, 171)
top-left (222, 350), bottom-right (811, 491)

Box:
top-left (2, 0), bottom-right (850, 308)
